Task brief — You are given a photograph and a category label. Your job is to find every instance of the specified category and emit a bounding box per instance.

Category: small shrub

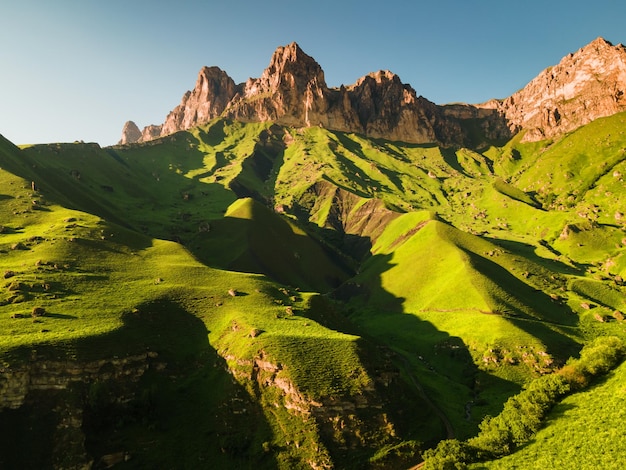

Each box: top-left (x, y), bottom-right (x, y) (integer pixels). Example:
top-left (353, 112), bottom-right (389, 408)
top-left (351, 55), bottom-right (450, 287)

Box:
top-left (422, 439), bottom-right (475, 469)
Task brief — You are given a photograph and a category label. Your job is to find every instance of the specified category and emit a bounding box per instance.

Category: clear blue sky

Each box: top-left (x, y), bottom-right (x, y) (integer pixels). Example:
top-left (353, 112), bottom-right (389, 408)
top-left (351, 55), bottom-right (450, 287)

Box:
top-left (1, 0), bottom-right (624, 146)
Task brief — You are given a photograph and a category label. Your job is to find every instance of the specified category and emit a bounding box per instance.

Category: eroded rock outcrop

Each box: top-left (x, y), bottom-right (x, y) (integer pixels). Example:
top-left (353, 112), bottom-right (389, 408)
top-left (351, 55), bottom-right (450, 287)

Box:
top-left (118, 120), bottom-right (142, 145)
top-left (161, 66), bottom-right (238, 136)
top-left (122, 42), bottom-right (507, 146)
top-left (223, 348), bottom-right (412, 469)
top-left (483, 37), bottom-right (626, 141)
top-left (121, 37), bottom-right (626, 147)
top-left (0, 352), bottom-right (162, 469)
top-left (0, 352), bottom-right (160, 409)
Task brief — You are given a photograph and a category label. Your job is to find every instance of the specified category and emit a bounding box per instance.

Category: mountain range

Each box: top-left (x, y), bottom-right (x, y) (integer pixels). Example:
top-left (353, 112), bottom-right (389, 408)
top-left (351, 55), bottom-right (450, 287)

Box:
top-left (1, 37), bottom-right (626, 469)
top-left (122, 37), bottom-right (626, 147)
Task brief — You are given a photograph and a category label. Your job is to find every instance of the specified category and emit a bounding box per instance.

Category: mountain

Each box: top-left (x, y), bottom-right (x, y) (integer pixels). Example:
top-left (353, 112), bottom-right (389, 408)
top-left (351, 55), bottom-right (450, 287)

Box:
top-left (118, 120), bottom-right (142, 145)
top-left (122, 38), bottom-right (626, 147)
top-left (2, 37), bottom-right (626, 470)
top-left (122, 42), bottom-right (511, 147)
top-left (161, 66), bottom-right (238, 137)
top-left (483, 37), bottom-right (626, 141)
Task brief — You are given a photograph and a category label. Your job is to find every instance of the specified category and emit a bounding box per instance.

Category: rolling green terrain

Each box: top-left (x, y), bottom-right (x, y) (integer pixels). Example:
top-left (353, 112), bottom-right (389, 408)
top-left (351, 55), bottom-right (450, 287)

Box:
top-left (478, 358), bottom-right (626, 469)
top-left (1, 113), bottom-right (625, 468)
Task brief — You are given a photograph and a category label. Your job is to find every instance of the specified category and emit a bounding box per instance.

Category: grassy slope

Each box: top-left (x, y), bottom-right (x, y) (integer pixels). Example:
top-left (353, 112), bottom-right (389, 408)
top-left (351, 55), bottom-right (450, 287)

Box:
top-left (477, 360), bottom-right (626, 469)
top-left (199, 197), bottom-right (351, 291)
top-left (0, 132), bottom-right (440, 468)
top-left (2, 111), bottom-right (626, 467)
top-left (339, 212), bottom-right (581, 436)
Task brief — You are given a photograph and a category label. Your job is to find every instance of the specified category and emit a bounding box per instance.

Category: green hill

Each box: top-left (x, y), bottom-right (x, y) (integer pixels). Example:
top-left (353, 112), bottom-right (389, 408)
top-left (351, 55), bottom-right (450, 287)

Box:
top-left (1, 113), bottom-right (626, 468)
top-left (478, 359), bottom-right (626, 469)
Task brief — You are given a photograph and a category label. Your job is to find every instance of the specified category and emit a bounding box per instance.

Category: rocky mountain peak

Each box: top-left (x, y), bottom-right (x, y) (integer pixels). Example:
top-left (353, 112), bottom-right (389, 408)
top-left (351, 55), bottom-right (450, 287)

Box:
top-left (120, 38), bottom-right (626, 147)
top-left (237, 42), bottom-right (326, 100)
top-left (354, 70), bottom-right (401, 86)
top-left (585, 36), bottom-right (618, 52)
top-left (159, 66), bottom-right (237, 137)
top-left (118, 121), bottom-right (142, 145)
top-left (263, 42), bottom-right (325, 84)
top-left (489, 36), bottom-right (626, 141)
top-left (222, 42), bottom-right (329, 127)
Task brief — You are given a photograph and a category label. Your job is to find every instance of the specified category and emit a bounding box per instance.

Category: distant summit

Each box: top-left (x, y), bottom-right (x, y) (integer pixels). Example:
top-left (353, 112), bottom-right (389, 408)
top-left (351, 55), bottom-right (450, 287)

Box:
top-left (118, 120), bottom-right (142, 145)
top-left (120, 42), bottom-right (510, 147)
top-left (160, 66), bottom-right (237, 138)
top-left (121, 38), bottom-right (626, 146)
top-left (481, 37), bottom-right (626, 141)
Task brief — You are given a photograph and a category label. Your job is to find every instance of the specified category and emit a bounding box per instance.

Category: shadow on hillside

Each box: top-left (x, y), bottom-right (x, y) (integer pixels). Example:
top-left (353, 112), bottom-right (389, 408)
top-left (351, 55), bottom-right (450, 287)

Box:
top-left (0, 299), bottom-right (277, 470)
top-left (191, 213), bottom-right (353, 293)
top-left (327, 254), bottom-right (520, 455)
top-left (461, 248), bottom-right (581, 362)
top-left (228, 124), bottom-right (287, 202)
top-left (332, 130), bottom-right (442, 165)
top-left (5, 135), bottom-right (239, 241)
top-left (1, 133), bottom-right (359, 294)
top-left (84, 300), bottom-right (277, 469)
top-left (439, 147), bottom-right (472, 176)
top-left (484, 236), bottom-right (590, 275)
top-left (44, 312), bottom-right (78, 320)
top-left (328, 133), bottom-right (407, 193)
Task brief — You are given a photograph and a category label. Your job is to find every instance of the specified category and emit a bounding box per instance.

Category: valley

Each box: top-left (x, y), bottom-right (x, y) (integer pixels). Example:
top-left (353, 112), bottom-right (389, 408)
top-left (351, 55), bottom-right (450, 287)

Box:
top-left (1, 38), bottom-right (626, 469)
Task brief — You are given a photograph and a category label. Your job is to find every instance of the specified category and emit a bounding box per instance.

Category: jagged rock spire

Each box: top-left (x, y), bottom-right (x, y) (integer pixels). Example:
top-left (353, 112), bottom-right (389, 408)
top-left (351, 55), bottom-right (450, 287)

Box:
top-left (118, 121), bottom-right (142, 145)
top-left (121, 37), bottom-right (626, 147)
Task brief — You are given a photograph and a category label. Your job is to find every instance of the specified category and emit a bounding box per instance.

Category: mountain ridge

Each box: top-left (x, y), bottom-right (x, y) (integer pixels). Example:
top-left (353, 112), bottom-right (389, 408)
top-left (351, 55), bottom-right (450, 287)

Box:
top-left (120, 42), bottom-right (509, 147)
top-left (121, 37), bottom-right (626, 147)
top-left (3, 106), bottom-right (626, 469)
top-left (479, 37), bottom-right (626, 141)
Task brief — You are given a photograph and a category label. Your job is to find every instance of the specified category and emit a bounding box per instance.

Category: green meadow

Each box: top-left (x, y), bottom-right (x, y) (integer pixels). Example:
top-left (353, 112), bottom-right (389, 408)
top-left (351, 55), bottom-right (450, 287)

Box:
top-left (1, 113), bottom-right (625, 468)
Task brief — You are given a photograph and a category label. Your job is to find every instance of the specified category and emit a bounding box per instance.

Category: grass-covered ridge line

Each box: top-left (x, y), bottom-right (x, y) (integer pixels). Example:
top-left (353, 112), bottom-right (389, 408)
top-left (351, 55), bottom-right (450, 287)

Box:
top-left (480, 354), bottom-right (626, 469)
top-left (422, 336), bottom-right (626, 469)
top-left (1, 111), bottom-right (626, 468)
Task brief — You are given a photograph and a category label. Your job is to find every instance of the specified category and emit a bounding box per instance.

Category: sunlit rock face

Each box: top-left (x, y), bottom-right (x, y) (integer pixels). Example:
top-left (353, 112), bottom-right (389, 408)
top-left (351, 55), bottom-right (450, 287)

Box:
top-left (484, 37), bottom-right (626, 141)
top-left (122, 42), bottom-right (505, 146)
top-left (122, 38), bottom-right (626, 146)
top-left (118, 120), bottom-right (142, 145)
top-left (160, 66), bottom-right (238, 137)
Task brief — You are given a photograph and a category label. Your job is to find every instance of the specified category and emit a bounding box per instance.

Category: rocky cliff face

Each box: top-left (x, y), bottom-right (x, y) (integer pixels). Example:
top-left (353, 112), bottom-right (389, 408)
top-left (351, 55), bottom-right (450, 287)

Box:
top-left (0, 353), bottom-right (162, 469)
top-left (161, 66), bottom-right (238, 136)
top-left (225, 43), bottom-right (330, 128)
top-left (121, 38), bottom-right (626, 146)
top-left (118, 120), bottom-right (142, 145)
top-left (122, 42), bottom-right (507, 147)
top-left (482, 37), bottom-right (626, 141)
